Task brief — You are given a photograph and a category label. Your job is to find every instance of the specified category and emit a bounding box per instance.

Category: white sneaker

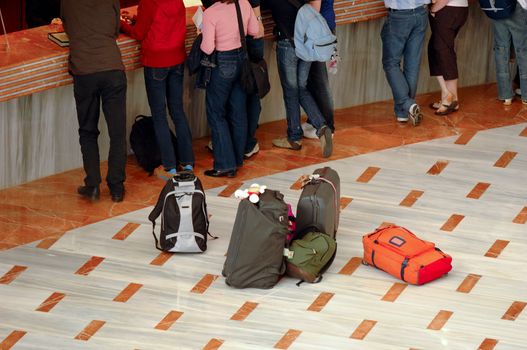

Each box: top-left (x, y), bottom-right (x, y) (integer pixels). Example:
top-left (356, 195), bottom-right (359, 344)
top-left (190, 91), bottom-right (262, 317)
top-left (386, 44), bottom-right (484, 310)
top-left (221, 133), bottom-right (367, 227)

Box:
top-left (515, 88), bottom-right (522, 96)
top-left (503, 98), bottom-right (513, 106)
top-left (301, 122), bottom-right (318, 139)
top-left (244, 143), bottom-right (260, 158)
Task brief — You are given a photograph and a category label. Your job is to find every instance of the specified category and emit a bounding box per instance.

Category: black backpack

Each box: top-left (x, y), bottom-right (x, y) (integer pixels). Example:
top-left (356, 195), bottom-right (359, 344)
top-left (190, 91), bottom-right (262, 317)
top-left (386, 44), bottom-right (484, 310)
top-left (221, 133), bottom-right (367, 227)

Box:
top-left (148, 171), bottom-right (213, 253)
top-left (130, 115), bottom-right (178, 175)
top-left (479, 0), bottom-right (516, 19)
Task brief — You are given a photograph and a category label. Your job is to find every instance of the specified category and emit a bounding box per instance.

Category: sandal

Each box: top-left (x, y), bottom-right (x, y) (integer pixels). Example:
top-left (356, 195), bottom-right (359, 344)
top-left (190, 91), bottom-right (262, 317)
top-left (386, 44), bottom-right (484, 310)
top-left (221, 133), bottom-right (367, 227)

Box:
top-left (429, 101), bottom-right (441, 110)
top-left (435, 100), bottom-right (459, 116)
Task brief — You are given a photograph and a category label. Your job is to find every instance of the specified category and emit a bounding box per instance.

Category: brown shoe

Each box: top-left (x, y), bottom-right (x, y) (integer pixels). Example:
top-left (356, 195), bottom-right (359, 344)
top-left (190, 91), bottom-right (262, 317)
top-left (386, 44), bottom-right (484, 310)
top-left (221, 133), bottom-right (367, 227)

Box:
top-left (272, 137), bottom-right (302, 150)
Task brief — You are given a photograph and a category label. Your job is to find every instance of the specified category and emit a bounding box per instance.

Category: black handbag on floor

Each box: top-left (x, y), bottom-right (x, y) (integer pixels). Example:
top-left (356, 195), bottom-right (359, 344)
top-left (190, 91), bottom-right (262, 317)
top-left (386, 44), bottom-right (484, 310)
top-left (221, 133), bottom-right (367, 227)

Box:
top-left (234, 0), bottom-right (270, 99)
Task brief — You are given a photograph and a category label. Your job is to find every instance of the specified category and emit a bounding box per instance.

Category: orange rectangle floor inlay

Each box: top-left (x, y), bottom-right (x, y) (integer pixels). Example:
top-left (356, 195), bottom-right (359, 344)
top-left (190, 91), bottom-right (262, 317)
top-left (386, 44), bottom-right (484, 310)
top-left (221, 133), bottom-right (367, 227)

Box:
top-left (307, 292), bottom-right (334, 312)
top-left (399, 190), bottom-right (424, 207)
top-left (191, 274), bottom-right (219, 294)
top-left (230, 301), bottom-right (258, 321)
top-left (513, 207), bottom-right (527, 224)
top-left (74, 320), bottom-right (106, 341)
top-left (427, 310), bottom-right (453, 330)
top-left (381, 283), bottom-right (407, 302)
top-left (440, 214), bottom-right (465, 232)
top-left (520, 127), bottom-right (527, 137)
top-left (218, 182), bottom-right (243, 197)
top-left (274, 329), bottom-right (302, 349)
top-left (350, 320), bottom-right (377, 340)
top-left (35, 292), bottom-right (66, 312)
top-left (0, 265), bottom-right (27, 284)
top-left (203, 338), bottom-right (224, 350)
top-left (112, 223), bottom-right (140, 240)
top-left (0, 330), bottom-right (26, 350)
top-left (150, 252), bottom-right (173, 266)
top-left (290, 176), bottom-right (305, 190)
top-left (478, 338), bottom-right (498, 350)
top-left (467, 182), bottom-right (491, 199)
top-left (356, 167), bottom-right (380, 183)
top-left (484, 240), bottom-right (509, 258)
top-left (454, 131), bottom-right (477, 145)
top-left (494, 151), bottom-right (517, 168)
top-left (501, 301), bottom-right (527, 321)
top-left (155, 310), bottom-right (183, 330)
top-left (36, 236), bottom-right (62, 249)
top-left (338, 257), bottom-right (362, 275)
top-left (113, 283), bottom-right (143, 303)
top-left (340, 197), bottom-right (353, 210)
top-left (427, 160), bottom-right (449, 175)
top-left (74, 256), bottom-right (105, 276)
top-left (456, 274), bottom-right (482, 293)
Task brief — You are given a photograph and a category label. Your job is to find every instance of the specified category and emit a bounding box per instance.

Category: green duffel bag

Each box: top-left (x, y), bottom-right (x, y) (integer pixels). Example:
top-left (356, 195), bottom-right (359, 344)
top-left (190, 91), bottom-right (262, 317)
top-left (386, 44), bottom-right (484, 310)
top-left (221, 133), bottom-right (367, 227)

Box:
top-left (286, 231), bottom-right (337, 284)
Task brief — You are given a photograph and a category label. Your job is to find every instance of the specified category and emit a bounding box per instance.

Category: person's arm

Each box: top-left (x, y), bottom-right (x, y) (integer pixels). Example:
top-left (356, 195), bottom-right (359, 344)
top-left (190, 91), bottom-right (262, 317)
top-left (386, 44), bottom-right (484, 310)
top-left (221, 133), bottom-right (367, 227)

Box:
top-left (120, 1), bottom-right (155, 41)
top-left (245, 1), bottom-right (261, 38)
top-left (430, 0), bottom-right (449, 16)
top-left (200, 10), bottom-right (216, 55)
top-left (309, 0), bottom-right (322, 12)
top-left (251, 6), bottom-right (264, 38)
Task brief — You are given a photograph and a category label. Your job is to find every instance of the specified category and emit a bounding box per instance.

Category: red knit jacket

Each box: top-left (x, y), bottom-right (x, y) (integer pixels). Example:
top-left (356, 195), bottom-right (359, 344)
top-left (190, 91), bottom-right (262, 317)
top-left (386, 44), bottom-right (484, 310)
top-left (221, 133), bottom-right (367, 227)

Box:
top-left (120, 0), bottom-right (187, 68)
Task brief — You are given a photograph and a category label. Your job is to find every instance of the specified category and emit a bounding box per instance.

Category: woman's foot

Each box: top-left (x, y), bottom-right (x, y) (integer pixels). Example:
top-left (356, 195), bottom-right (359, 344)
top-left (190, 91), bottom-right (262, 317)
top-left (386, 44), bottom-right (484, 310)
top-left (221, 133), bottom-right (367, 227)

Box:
top-left (503, 98), bottom-right (513, 106)
top-left (204, 169), bottom-right (236, 178)
top-left (435, 100), bottom-right (459, 116)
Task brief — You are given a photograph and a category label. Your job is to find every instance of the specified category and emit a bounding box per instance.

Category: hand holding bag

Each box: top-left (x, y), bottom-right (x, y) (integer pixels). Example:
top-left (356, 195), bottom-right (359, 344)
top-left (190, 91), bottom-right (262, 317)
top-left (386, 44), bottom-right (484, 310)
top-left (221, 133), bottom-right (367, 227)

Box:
top-left (234, 0), bottom-right (270, 99)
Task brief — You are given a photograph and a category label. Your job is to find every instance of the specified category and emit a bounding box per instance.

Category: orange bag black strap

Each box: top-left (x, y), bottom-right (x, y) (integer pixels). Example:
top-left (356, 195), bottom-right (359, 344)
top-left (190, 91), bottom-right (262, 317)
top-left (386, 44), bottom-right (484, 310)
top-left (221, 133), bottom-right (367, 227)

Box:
top-left (400, 257), bottom-right (409, 282)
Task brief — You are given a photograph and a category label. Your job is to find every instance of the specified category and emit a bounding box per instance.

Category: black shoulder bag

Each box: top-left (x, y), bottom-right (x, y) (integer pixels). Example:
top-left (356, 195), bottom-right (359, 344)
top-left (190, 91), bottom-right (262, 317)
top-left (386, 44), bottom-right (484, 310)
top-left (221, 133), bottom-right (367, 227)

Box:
top-left (234, 0), bottom-right (270, 99)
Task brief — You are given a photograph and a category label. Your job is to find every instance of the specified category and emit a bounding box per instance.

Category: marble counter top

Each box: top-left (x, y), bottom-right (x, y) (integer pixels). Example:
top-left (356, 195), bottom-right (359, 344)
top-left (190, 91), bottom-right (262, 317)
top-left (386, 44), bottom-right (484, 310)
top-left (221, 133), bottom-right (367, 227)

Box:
top-left (0, 0), bottom-right (388, 103)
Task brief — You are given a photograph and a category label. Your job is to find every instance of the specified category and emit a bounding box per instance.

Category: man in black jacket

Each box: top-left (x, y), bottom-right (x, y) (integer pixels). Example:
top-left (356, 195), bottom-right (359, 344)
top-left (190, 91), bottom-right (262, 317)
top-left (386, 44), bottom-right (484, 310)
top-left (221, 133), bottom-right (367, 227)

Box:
top-left (62, 0), bottom-right (127, 202)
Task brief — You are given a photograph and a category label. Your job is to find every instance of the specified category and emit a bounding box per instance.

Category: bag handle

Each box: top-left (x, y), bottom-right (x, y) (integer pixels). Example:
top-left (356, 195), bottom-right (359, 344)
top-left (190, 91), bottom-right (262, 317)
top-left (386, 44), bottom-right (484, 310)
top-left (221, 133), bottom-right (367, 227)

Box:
top-left (233, 0), bottom-right (248, 58)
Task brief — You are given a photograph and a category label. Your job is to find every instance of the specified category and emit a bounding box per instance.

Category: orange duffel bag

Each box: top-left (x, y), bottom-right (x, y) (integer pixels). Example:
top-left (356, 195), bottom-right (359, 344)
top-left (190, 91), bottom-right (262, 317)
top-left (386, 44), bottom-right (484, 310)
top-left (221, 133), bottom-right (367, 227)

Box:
top-left (362, 225), bottom-right (452, 285)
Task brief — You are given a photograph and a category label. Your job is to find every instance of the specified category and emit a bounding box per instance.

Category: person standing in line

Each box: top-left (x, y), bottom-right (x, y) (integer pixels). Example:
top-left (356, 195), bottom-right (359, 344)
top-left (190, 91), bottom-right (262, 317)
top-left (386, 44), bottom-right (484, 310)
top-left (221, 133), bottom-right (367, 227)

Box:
top-left (120, 0), bottom-right (195, 176)
top-left (243, 0), bottom-right (265, 159)
top-left (61, 0), bottom-right (127, 202)
top-left (488, 0), bottom-right (527, 105)
top-left (264, 0), bottom-right (333, 158)
top-left (206, 0), bottom-right (264, 159)
top-left (301, 0), bottom-right (336, 139)
top-left (200, 0), bottom-right (260, 177)
top-left (380, 0), bottom-right (430, 125)
top-left (427, 0), bottom-right (468, 115)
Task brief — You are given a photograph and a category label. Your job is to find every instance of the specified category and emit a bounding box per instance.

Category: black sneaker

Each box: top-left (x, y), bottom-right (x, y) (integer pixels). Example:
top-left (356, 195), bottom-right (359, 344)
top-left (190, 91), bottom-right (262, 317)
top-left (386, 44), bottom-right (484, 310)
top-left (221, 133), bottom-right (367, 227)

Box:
top-left (319, 126), bottom-right (333, 158)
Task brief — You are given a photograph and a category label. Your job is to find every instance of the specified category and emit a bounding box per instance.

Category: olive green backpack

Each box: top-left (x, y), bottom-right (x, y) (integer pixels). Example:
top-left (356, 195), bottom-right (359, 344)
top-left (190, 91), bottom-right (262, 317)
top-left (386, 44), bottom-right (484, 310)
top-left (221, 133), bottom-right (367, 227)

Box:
top-left (285, 231), bottom-right (337, 285)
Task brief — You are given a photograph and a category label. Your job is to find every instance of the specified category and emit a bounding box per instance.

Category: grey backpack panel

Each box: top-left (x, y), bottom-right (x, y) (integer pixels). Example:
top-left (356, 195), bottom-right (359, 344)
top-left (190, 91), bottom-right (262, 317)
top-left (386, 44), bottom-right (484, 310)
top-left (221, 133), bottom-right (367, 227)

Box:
top-left (222, 189), bottom-right (289, 289)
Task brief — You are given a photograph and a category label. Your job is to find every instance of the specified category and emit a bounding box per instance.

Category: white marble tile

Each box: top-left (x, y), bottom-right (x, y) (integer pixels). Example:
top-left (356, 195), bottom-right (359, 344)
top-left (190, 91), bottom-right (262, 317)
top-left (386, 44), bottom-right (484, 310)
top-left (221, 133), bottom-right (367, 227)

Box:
top-left (2, 123), bottom-right (527, 349)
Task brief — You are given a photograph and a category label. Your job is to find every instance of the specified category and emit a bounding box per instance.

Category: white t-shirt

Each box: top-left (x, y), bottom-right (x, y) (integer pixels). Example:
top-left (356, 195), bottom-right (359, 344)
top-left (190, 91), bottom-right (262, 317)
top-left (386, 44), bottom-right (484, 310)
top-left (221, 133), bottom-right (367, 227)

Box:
top-left (447, 0), bottom-right (468, 7)
top-left (518, 0), bottom-right (527, 10)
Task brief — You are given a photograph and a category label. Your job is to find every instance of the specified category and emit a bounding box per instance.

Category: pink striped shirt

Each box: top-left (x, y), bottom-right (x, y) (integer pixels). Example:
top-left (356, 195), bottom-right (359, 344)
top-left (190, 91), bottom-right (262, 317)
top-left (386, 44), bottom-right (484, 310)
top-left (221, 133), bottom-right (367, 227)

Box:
top-left (200, 0), bottom-right (259, 55)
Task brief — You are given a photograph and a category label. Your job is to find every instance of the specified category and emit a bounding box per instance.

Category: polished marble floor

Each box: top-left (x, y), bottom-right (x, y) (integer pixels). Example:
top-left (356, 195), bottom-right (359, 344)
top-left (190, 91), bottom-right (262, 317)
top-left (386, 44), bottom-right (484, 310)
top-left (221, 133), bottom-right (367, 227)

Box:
top-left (0, 84), bottom-right (526, 349)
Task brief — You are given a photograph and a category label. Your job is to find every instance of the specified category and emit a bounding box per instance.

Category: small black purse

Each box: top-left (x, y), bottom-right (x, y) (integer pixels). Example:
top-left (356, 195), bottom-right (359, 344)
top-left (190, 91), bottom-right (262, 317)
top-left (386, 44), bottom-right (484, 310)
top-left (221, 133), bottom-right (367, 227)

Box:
top-left (234, 0), bottom-right (270, 99)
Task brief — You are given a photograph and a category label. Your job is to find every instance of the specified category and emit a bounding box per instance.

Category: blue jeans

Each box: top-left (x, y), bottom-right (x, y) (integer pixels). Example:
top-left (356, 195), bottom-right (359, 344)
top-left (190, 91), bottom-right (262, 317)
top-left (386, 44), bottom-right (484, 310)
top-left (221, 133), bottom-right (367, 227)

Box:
top-left (276, 39), bottom-right (327, 142)
top-left (245, 37), bottom-right (264, 153)
top-left (308, 61), bottom-right (334, 132)
top-left (381, 6), bottom-right (428, 119)
top-left (492, 6), bottom-right (527, 100)
top-left (206, 49), bottom-right (247, 171)
top-left (144, 64), bottom-right (194, 170)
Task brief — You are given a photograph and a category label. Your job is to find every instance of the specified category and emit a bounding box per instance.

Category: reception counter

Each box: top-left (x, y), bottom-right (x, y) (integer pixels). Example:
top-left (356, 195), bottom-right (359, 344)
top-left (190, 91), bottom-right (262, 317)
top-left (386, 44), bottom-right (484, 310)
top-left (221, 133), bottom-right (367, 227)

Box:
top-left (0, 1), bottom-right (495, 188)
